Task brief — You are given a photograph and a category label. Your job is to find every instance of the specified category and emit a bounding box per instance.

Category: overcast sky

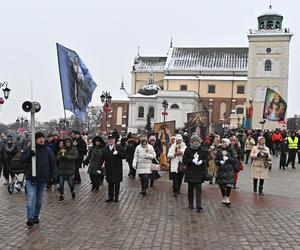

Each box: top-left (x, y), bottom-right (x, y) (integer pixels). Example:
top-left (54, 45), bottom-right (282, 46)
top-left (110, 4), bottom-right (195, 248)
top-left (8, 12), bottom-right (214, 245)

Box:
top-left (0, 0), bottom-right (299, 124)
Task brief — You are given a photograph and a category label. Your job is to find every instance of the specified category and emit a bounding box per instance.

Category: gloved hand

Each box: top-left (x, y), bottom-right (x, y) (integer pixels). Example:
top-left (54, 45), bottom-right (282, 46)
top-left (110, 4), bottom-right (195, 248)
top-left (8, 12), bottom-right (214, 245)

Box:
top-left (220, 160), bottom-right (225, 165)
top-left (257, 152), bottom-right (264, 157)
top-left (192, 158), bottom-right (198, 165)
top-left (223, 156), bottom-right (228, 161)
top-left (113, 150), bottom-right (118, 155)
top-left (197, 160), bottom-right (203, 165)
top-left (30, 150), bottom-right (36, 157)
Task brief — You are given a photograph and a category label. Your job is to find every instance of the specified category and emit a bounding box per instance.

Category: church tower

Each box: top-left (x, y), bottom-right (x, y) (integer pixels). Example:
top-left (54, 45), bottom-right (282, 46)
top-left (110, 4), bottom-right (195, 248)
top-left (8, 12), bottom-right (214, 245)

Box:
top-left (247, 5), bottom-right (293, 129)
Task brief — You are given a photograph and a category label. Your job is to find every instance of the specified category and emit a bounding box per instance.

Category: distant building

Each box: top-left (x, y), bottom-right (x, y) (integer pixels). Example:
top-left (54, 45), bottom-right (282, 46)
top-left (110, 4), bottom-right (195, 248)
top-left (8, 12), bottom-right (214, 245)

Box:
top-left (127, 90), bottom-right (199, 133)
top-left (99, 91), bottom-right (129, 135)
top-left (287, 116), bottom-right (300, 131)
top-left (131, 6), bottom-right (293, 130)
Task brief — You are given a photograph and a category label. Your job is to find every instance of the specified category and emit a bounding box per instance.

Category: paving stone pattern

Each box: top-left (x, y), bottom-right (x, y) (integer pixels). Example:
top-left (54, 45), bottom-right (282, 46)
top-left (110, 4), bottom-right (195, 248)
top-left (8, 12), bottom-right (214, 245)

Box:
top-left (0, 156), bottom-right (300, 249)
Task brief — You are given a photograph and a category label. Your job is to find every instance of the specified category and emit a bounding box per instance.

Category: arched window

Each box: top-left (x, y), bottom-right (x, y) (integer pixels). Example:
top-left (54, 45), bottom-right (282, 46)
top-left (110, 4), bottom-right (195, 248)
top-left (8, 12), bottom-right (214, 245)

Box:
top-left (138, 106), bottom-right (144, 118)
top-left (148, 106), bottom-right (155, 118)
top-left (266, 20), bottom-right (273, 29)
top-left (275, 21), bottom-right (281, 29)
top-left (170, 104), bottom-right (179, 109)
top-left (220, 102), bottom-right (227, 119)
top-left (265, 60), bottom-right (272, 71)
top-left (116, 106), bottom-right (123, 125)
top-left (259, 21), bottom-right (265, 29)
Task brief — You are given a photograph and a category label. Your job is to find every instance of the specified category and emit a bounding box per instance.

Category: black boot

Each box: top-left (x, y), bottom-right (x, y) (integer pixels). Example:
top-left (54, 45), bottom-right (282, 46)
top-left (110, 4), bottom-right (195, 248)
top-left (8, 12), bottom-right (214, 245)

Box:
top-left (258, 186), bottom-right (264, 195)
top-left (253, 179), bottom-right (258, 193)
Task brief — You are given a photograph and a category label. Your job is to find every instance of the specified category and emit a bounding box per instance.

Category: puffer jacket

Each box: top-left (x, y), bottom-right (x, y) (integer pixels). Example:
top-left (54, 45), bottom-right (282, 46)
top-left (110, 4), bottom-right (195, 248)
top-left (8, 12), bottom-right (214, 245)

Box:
top-left (132, 144), bottom-right (156, 175)
top-left (21, 144), bottom-right (57, 182)
top-left (57, 146), bottom-right (78, 176)
top-left (215, 146), bottom-right (239, 187)
top-left (86, 146), bottom-right (104, 175)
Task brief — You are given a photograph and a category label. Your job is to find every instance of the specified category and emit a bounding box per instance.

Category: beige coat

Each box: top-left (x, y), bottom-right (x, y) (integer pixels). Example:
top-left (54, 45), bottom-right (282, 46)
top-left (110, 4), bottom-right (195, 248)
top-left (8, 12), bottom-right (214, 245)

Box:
top-left (245, 138), bottom-right (256, 151)
top-left (250, 146), bottom-right (271, 179)
top-left (167, 142), bottom-right (187, 173)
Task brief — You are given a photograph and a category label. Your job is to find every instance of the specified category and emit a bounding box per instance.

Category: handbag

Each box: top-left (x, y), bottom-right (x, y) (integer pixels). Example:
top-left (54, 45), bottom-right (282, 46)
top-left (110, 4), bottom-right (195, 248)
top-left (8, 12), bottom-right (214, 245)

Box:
top-left (264, 160), bottom-right (272, 169)
top-left (177, 161), bottom-right (186, 173)
top-left (150, 158), bottom-right (160, 171)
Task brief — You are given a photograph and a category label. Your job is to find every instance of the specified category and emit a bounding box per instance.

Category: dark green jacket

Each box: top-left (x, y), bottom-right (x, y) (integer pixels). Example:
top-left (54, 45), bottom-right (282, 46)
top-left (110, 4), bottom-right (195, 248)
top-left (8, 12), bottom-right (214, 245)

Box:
top-left (57, 146), bottom-right (78, 176)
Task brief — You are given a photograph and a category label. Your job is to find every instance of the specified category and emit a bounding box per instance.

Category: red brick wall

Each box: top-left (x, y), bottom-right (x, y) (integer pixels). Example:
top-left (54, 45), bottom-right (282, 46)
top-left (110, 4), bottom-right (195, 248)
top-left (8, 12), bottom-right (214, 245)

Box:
top-left (99, 101), bottom-right (129, 135)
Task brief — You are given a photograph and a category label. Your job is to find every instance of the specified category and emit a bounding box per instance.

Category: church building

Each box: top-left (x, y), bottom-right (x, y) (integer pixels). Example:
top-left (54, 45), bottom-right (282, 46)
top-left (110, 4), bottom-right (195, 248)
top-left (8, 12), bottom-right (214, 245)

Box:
top-left (129, 6), bottom-right (293, 131)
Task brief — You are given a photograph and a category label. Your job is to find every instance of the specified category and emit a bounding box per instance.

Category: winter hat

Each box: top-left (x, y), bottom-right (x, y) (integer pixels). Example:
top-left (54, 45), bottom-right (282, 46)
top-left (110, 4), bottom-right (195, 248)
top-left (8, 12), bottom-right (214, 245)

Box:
top-left (148, 135), bottom-right (156, 142)
top-left (35, 132), bottom-right (45, 140)
top-left (176, 134), bottom-right (183, 142)
top-left (190, 134), bottom-right (201, 143)
top-left (258, 136), bottom-right (265, 144)
top-left (221, 138), bottom-right (230, 147)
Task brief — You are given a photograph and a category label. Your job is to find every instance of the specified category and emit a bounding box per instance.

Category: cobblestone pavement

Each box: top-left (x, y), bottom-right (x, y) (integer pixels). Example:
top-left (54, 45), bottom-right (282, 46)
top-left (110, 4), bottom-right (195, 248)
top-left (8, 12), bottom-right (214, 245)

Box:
top-left (0, 156), bottom-right (300, 249)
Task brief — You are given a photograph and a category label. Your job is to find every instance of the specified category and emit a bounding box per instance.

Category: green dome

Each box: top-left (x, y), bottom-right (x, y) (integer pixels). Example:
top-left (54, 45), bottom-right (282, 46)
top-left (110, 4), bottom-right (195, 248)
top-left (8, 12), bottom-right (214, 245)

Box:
top-left (257, 7), bottom-right (283, 30)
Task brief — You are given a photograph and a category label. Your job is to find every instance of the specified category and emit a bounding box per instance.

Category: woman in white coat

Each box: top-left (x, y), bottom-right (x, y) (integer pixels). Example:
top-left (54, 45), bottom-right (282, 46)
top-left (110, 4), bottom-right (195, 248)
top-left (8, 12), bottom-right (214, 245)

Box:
top-left (250, 136), bottom-right (271, 195)
top-left (132, 137), bottom-right (156, 196)
top-left (168, 134), bottom-right (187, 197)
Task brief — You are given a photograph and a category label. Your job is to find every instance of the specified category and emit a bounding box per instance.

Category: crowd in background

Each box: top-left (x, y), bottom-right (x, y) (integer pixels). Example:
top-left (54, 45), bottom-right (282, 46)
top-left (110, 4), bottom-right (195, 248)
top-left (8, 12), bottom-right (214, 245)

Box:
top-left (0, 127), bottom-right (299, 225)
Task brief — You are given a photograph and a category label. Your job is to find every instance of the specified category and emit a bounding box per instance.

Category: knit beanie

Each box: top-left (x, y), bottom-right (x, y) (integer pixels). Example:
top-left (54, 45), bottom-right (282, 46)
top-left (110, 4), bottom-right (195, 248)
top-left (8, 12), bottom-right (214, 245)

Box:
top-left (148, 135), bottom-right (156, 142)
top-left (190, 134), bottom-right (201, 143)
top-left (35, 132), bottom-right (45, 140)
top-left (257, 136), bottom-right (265, 144)
top-left (175, 134), bottom-right (183, 141)
top-left (221, 138), bottom-right (230, 147)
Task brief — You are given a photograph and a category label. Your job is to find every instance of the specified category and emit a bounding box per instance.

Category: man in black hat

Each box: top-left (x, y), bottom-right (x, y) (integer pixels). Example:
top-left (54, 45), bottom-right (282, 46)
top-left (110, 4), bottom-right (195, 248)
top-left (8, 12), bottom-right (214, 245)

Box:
top-left (100, 134), bottom-right (126, 202)
top-left (21, 132), bottom-right (57, 227)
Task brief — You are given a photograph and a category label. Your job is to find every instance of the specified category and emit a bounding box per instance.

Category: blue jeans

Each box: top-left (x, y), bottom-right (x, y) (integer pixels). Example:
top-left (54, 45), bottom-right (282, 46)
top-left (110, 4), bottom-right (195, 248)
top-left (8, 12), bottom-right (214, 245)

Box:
top-left (26, 180), bottom-right (47, 220)
top-left (59, 175), bottom-right (74, 195)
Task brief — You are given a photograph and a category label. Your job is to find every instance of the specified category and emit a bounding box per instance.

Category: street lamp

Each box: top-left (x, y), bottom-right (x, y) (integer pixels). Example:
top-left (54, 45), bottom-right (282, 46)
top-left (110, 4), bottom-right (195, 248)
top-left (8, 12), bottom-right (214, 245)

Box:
top-left (208, 99), bottom-right (213, 133)
top-left (100, 91), bottom-right (112, 133)
top-left (16, 116), bottom-right (29, 128)
top-left (162, 99), bottom-right (168, 122)
top-left (16, 116), bottom-right (29, 135)
top-left (0, 81), bottom-right (11, 101)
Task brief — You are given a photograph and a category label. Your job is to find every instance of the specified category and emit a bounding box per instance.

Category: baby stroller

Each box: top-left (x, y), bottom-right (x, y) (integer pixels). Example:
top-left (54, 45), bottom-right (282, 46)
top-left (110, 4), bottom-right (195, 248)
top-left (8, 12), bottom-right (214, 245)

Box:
top-left (7, 151), bottom-right (26, 194)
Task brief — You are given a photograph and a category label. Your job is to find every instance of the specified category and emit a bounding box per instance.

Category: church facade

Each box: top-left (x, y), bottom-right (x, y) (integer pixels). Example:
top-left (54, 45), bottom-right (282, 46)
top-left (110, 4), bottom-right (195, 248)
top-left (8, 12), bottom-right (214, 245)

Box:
top-left (130, 7), bottom-right (293, 130)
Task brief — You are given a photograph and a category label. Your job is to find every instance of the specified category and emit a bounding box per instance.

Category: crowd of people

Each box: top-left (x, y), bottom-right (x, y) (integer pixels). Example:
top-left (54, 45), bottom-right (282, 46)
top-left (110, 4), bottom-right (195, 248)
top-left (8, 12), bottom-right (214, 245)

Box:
top-left (0, 127), bottom-right (298, 226)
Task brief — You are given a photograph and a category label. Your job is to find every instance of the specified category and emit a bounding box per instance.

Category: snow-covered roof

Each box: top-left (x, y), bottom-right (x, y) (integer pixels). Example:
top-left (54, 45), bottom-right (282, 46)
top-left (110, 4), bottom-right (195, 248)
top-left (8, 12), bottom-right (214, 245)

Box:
top-left (166, 47), bottom-right (248, 72)
top-left (258, 10), bottom-right (283, 18)
top-left (129, 90), bottom-right (199, 99)
top-left (164, 75), bottom-right (247, 81)
top-left (133, 56), bottom-right (167, 72)
top-left (132, 47), bottom-right (249, 73)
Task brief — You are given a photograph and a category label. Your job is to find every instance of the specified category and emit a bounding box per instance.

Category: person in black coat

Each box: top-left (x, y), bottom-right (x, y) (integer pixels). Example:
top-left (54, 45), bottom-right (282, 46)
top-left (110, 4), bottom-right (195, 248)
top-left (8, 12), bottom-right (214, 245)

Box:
top-left (279, 138), bottom-right (288, 170)
top-left (125, 136), bottom-right (140, 178)
top-left (215, 138), bottom-right (239, 206)
top-left (99, 134), bottom-right (126, 202)
top-left (72, 131), bottom-right (87, 184)
top-left (84, 136), bottom-right (106, 192)
top-left (182, 134), bottom-right (210, 212)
